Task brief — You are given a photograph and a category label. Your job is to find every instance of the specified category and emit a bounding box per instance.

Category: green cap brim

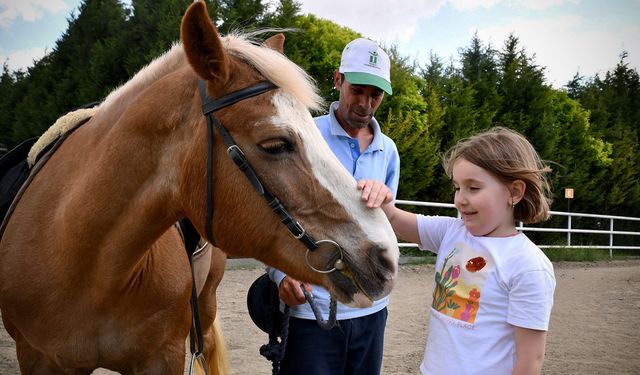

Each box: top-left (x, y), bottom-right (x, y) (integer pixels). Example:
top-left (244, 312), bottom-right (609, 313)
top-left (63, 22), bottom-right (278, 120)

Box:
top-left (344, 72), bottom-right (392, 95)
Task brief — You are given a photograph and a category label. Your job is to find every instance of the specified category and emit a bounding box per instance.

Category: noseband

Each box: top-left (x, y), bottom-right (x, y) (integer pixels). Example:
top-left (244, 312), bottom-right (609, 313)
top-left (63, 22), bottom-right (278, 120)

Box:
top-left (197, 79), bottom-right (344, 272)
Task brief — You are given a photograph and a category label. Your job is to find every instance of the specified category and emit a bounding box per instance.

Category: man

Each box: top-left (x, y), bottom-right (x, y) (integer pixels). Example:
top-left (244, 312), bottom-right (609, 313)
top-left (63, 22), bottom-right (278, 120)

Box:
top-left (267, 38), bottom-right (400, 375)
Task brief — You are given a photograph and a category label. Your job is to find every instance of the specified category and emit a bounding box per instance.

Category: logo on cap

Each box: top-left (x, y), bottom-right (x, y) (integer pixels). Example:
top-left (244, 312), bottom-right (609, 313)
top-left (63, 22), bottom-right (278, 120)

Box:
top-left (368, 51), bottom-right (378, 67)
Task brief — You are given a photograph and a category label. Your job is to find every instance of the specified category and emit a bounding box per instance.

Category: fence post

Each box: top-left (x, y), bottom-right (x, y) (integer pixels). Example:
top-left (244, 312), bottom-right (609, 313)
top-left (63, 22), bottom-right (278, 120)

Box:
top-left (610, 218), bottom-right (614, 258)
top-left (567, 214), bottom-right (572, 247)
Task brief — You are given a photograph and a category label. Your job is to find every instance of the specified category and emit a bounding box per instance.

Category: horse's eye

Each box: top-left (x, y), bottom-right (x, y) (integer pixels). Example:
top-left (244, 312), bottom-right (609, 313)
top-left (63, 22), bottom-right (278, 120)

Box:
top-left (259, 139), bottom-right (293, 154)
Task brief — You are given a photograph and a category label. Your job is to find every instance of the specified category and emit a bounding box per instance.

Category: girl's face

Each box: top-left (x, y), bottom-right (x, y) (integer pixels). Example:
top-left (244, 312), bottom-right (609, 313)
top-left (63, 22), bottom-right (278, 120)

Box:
top-left (452, 158), bottom-right (518, 237)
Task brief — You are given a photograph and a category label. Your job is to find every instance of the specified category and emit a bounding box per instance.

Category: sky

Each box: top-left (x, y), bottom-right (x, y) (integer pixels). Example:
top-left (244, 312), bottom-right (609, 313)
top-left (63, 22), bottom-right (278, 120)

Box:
top-left (1, 0), bottom-right (639, 88)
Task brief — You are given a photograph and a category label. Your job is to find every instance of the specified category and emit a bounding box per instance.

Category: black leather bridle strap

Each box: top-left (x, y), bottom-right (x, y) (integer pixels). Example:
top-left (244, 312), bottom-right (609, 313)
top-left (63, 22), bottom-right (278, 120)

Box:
top-left (204, 109), bottom-right (215, 243)
top-left (200, 81), bottom-right (278, 114)
top-left (197, 79), bottom-right (318, 251)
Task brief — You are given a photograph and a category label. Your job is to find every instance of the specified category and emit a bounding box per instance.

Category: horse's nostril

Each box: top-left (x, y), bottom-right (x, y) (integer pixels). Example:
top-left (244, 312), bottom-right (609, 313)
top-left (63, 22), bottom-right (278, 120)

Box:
top-left (371, 243), bottom-right (396, 276)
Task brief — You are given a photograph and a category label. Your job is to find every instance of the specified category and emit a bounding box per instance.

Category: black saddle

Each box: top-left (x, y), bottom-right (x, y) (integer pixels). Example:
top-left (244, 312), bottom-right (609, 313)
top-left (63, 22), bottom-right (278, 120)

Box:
top-left (0, 102), bottom-right (100, 235)
top-left (0, 137), bottom-right (37, 223)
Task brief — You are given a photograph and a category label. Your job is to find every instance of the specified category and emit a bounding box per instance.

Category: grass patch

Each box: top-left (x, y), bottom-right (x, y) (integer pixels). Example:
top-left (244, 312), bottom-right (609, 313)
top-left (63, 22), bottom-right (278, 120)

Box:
top-left (400, 247), bottom-right (430, 257)
top-left (400, 247), bottom-right (437, 265)
top-left (542, 247), bottom-right (633, 262)
top-left (401, 256), bottom-right (436, 265)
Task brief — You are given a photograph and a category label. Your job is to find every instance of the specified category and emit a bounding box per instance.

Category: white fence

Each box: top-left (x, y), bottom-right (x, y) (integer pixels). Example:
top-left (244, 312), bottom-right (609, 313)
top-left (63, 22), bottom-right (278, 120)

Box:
top-left (394, 200), bottom-right (640, 258)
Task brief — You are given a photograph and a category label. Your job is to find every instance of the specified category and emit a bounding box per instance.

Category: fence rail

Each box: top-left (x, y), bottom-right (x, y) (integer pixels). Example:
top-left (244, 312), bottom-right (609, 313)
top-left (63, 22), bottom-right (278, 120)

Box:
top-left (394, 200), bottom-right (640, 257)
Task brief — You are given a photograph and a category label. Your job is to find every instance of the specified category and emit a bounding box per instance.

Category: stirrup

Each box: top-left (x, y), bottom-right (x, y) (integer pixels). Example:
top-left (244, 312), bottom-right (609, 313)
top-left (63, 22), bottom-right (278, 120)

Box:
top-left (188, 351), bottom-right (209, 375)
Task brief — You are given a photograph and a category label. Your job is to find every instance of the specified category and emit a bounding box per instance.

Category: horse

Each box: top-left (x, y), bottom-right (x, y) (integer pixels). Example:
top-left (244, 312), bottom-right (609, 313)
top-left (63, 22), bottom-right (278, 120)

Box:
top-left (0, 1), bottom-right (399, 373)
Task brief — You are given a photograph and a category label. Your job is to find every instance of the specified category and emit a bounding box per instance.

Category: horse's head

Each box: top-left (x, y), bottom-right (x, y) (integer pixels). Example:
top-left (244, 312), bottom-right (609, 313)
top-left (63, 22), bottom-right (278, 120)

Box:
top-left (180, 1), bottom-right (398, 307)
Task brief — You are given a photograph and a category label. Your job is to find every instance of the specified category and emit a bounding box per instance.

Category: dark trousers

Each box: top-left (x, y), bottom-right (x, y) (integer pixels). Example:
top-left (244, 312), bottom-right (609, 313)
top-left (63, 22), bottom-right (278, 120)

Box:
top-left (279, 307), bottom-right (388, 375)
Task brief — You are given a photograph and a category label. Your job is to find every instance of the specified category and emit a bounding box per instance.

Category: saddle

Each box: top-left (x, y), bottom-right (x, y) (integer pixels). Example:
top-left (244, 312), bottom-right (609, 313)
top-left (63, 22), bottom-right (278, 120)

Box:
top-left (0, 107), bottom-right (97, 239)
top-left (0, 137), bottom-right (37, 223)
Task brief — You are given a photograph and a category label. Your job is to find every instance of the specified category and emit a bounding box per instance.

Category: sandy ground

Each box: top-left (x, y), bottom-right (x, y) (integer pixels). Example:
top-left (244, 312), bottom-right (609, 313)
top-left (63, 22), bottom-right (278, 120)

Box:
top-left (1, 259), bottom-right (639, 374)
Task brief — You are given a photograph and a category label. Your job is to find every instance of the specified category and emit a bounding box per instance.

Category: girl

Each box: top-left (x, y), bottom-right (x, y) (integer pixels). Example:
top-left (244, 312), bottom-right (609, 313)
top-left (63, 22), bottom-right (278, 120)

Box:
top-left (359, 127), bottom-right (556, 374)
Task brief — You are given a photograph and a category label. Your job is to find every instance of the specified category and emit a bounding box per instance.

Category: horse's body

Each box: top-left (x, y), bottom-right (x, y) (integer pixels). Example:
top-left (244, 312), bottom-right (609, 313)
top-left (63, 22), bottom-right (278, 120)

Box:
top-left (0, 2), bottom-right (398, 374)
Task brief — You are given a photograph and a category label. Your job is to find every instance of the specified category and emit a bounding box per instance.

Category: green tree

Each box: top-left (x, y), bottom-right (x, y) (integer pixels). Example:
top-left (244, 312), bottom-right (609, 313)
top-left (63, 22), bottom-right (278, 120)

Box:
top-left (460, 32), bottom-right (500, 130)
top-left (495, 34), bottom-right (555, 152)
top-left (569, 53), bottom-right (640, 215)
top-left (546, 90), bottom-right (613, 211)
top-left (270, 0), bottom-right (302, 28)
top-left (123, 0), bottom-right (190, 75)
top-left (283, 14), bottom-right (360, 104)
top-left (0, 64), bottom-right (17, 148)
top-left (378, 46), bottom-right (440, 201)
top-left (2, 0), bottom-right (637, 221)
top-left (216, 0), bottom-right (273, 33)
top-left (7, 0), bottom-right (129, 144)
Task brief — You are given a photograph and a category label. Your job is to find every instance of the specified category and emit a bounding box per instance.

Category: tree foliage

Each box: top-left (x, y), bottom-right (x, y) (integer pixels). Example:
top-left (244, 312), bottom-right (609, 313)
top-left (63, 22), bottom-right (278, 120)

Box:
top-left (0, 0), bottom-right (638, 216)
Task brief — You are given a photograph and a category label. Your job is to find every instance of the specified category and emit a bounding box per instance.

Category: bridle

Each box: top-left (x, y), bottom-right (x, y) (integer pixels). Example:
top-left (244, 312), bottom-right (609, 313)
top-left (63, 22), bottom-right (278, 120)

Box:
top-left (197, 78), bottom-right (340, 342)
top-left (197, 79), bottom-right (346, 274)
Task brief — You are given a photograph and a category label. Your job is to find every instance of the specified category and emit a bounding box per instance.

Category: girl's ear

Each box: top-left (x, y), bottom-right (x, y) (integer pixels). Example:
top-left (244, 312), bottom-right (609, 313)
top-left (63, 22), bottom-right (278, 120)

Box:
top-left (509, 180), bottom-right (526, 204)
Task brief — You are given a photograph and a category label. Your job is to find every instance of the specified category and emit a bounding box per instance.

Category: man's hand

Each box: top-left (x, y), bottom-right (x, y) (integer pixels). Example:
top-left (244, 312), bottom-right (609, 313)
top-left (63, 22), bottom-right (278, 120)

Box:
top-left (357, 179), bottom-right (393, 208)
top-left (279, 276), bottom-right (313, 306)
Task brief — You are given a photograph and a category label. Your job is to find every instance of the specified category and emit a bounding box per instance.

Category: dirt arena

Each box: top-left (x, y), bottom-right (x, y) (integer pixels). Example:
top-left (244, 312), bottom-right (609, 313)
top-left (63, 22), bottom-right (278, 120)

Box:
top-left (1, 259), bottom-right (639, 374)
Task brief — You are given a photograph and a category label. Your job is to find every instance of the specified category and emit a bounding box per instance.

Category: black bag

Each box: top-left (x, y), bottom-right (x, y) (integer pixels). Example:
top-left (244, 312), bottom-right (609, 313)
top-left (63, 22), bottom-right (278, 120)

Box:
top-left (246, 273), bottom-right (285, 335)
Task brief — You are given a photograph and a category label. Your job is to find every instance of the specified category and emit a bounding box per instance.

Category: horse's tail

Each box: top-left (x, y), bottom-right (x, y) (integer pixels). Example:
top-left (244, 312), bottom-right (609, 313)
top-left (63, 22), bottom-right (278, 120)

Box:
top-left (209, 316), bottom-right (230, 375)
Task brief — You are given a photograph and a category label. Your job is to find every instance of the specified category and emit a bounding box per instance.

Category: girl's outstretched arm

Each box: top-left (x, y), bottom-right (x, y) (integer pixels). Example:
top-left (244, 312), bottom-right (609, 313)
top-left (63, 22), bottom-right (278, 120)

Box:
top-left (357, 179), bottom-right (420, 244)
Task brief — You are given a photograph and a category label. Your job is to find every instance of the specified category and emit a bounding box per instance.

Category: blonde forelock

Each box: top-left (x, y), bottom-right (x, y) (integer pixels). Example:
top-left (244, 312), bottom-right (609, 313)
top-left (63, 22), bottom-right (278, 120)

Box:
top-left (221, 32), bottom-right (324, 112)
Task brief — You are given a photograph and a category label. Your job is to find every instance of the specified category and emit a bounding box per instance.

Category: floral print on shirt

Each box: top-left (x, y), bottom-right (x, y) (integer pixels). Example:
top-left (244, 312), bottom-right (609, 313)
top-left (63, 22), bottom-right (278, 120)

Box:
top-left (432, 245), bottom-right (491, 324)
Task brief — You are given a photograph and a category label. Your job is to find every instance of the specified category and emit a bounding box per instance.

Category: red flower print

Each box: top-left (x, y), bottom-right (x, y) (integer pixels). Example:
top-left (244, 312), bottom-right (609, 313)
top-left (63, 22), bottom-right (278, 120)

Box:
top-left (466, 256), bottom-right (486, 272)
top-left (469, 288), bottom-right (480, 302)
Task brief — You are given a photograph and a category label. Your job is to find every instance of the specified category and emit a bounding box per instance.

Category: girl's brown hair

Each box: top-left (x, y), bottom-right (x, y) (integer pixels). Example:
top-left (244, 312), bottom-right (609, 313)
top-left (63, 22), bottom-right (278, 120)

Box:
top-left (442, 127), bottom-right (553, 224)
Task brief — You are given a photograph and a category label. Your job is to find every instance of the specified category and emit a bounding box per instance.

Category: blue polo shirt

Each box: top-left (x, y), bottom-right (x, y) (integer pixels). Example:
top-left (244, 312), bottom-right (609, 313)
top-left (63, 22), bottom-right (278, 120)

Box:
top-left (315, 101), bottom-right (400, 197)
top-left (268, 101), bottom-right (400, 320)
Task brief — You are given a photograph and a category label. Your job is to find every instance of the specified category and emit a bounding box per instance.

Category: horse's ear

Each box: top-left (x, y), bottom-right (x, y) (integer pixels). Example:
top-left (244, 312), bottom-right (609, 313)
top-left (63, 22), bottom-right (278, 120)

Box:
top-left (263, 33), bottom-right (285, 54)
top-left (181, 1), bottom-right (229, 87)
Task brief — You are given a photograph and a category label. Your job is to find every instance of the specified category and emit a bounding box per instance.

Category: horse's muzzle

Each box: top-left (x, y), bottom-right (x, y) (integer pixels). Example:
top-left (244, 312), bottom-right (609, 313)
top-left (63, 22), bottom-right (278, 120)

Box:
top-left (324, 242), bottom-right (398, 307)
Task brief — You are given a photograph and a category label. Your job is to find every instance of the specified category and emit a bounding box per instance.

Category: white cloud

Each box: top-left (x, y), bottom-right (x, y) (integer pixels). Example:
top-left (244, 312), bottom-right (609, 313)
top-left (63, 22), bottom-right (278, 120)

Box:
top-left (0, 0), bottom-right (68, 28)
top-left (299, 0), bottom-right (447, 45)
top-left (296, 0), bottom-right (640, 87)
top-left (449, 0), bottom-right (584, 12)
top-left (475, 14), bottom-right (640, 86)
top-left (0, 46), bottom-right (48, 72)
top-left (514, 0), bottom-right (582, 11)
top-left (449, 0), bottom-right (504, 11)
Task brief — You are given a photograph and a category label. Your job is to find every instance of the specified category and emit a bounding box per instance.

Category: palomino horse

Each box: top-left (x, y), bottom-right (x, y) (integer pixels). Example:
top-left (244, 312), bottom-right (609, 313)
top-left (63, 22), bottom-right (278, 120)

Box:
top-left (0, 1), bottom-right (398, 374)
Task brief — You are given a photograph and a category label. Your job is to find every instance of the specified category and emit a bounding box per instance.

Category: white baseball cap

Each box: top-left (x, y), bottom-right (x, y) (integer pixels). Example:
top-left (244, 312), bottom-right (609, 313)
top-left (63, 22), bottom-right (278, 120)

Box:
top-left (339, 38), bottom-right (392, 95)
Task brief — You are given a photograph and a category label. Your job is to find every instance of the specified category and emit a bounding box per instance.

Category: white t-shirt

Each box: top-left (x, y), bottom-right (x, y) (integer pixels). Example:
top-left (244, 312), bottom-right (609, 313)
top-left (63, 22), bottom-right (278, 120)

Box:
top-left (416, 215), bottom-right (555, 375)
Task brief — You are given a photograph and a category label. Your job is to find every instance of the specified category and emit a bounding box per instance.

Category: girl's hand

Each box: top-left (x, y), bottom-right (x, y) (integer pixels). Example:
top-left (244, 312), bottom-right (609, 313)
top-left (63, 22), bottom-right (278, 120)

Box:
top-left (357, 179), bottom-right (393, 208)
top-left (359, 179), bottom-right (421, 244)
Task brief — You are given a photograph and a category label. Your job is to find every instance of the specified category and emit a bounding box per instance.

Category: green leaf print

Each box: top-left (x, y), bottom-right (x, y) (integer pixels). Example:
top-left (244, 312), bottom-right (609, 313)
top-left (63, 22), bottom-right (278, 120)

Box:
top-left (432, 249), bottom-right (460, 314)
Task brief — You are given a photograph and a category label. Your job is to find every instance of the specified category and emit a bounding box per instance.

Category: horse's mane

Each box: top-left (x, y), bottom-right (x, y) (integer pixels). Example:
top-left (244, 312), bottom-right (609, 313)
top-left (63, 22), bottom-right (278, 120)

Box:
top-left (100, 31), bottom-right (323, 115)
top-left (222, 31), bottom-right (323, 112)
top-left (100, 43), bottom-right (186, 112)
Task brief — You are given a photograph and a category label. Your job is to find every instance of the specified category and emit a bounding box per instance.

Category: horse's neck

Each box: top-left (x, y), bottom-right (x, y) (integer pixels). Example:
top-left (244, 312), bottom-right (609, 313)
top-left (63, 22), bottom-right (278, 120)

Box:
top-left (57, 76), bottom-right (198, 267)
